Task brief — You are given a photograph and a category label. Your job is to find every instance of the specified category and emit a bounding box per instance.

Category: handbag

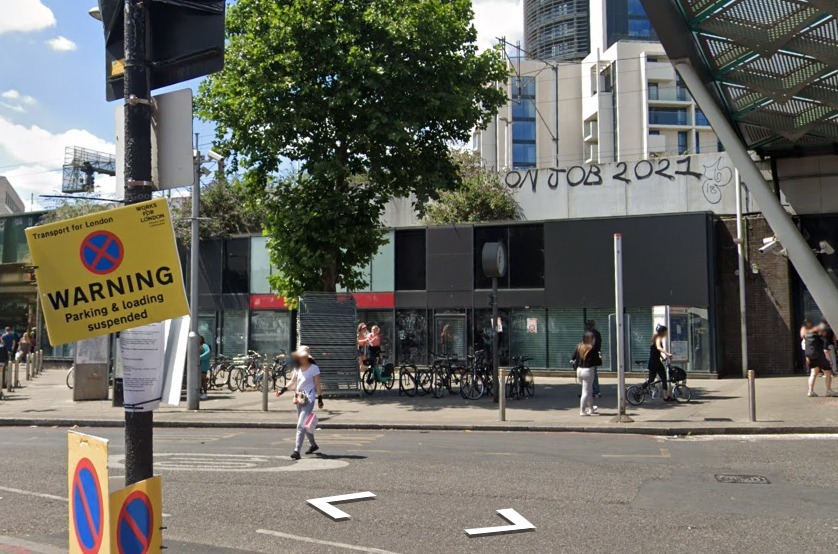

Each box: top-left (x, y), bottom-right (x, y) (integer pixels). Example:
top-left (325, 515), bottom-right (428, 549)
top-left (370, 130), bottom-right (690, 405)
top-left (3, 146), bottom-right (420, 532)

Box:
top-left (303, 411), bottom-right (318, 433)
top-left (293, 391), bottom-right (310, 405)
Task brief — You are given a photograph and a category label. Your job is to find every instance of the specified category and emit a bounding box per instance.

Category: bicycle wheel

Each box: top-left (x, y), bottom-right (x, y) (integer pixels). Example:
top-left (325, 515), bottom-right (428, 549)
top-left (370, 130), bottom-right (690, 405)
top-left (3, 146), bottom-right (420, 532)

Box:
top-left (227, 368), bottom-right (240, 392)
top-left (505, 372), bottom-right (519, 400)
top-left (672, 384), bottom-right (691, 403)
top-left (449, 367), bottom-right (465, 396)
top-left (212, 365), bottom-right (228, 389)
top-left (66, 368), bottom-right (74, 390)
top-left (361, 369), bottom-right (377, 395)
top-left (521, 368), bottom-right (535, 399)
top-left (430, 368), bottom-right (447, 398)
top-left (417, 368), bottom-right (432, 396)
top-left (460, 373), bottom-right (485, 400)
top-left (234, 369), bottom-right (246, 392)
top-left (626, 385), bottom-right (645, 406)
top-left (399, 365), bottom-right (417, 397)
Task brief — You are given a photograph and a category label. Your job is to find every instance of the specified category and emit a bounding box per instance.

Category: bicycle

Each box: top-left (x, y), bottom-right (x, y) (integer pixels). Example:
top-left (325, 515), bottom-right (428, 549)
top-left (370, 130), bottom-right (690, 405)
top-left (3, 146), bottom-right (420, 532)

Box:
top-left (460, 350), bottom-right (489, 400)
top-left (429, 352), bottom-right (467, 398)
top-left (209, 355), bottom-right (238, 391)
top-left (361, 352), bottom-right (396, 395)
top-left (398, 362), bottom-right (432, 397)
top-left (505, 355), bottom-right (535, 400)
top-left (234, 351), bottom-right (264, 391)
top-left (626, 358), bottom-right (691, 405)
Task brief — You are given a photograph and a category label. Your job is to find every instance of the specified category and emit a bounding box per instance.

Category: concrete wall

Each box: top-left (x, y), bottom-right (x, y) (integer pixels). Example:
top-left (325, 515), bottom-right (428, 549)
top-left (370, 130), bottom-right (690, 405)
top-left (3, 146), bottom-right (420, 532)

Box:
top-left (776, 154), bottom-right (838, 215)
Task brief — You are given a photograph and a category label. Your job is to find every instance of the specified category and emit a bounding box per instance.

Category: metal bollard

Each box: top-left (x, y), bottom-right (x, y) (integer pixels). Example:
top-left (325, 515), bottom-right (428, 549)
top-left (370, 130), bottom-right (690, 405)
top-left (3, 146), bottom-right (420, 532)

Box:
top-left (26, 357), bottom-right (31, 381)
top-left (13, 361), bottom-right (19, 389)
top-left (4, 363), bottom-right (11, 393)
top-left (499, 368), bottom-right (506, 422)
top-left (36, 350), bottom-right (42, 375)
top-left (747, 369), bottom-right (756, 422)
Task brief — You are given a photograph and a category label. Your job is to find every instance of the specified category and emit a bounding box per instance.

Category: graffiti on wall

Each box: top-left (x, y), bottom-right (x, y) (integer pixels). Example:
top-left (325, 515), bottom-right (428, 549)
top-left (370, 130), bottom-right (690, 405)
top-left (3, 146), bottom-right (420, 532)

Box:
top-left (503, 155), bottom-right (734, 205)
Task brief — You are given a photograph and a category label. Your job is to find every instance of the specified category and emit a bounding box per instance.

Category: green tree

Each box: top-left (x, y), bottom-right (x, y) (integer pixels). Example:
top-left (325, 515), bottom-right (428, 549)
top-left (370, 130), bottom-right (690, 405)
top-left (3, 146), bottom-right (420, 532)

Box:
top-left (196, 0), bottom-right (508, 298)
top-left (171, 180), bottom-right (265, 243)
top-left (422, 151), bottom-right (521, 224)
top-left (39, 199), bottom-right (109, 224)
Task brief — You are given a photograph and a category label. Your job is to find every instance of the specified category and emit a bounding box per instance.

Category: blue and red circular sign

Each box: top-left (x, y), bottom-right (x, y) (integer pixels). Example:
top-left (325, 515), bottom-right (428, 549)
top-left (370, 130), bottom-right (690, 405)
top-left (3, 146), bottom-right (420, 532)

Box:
top-left (116, 490), bottom-right (154, 554)
top-left (80, 231), bottom-right (124, 275)
top-left (72, 458), bottom-right (104, 554)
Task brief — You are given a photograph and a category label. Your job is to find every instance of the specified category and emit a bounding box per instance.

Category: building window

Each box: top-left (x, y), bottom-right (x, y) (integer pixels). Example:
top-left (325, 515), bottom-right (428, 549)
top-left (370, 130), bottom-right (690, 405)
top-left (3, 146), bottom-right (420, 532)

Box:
top-left (395, 229), bottom-right (426, 291)
top-left (249, 311), bottom-right (291, 356)
top-left (512, 76), bottom-right (537, 169)
top-left (649, 130), bottom-right (660, 135)
top-left (509, 225), bottom-right (545, 288)
top-left (695, 109), bottom-right (710, 127)
top-left (648, 83), bottom-right (659, 100)
top-left (678, 131), bottom-right (688, 155)
top-left (606, 0), bottom-right (657, 47)
top-left (222, 238), bottom-right (250, 294)
top-left (717, 140), bottom-right (725, 153)
top-left (221, 310), bottom-right (248, 356)
top-left (590, 65), bottom-right (598, 95)
top-left (649, 107), bottom-right (689, 125)
top-left (695, 131), bottom-right (701, 154)
top-left (396, 309), bottom-right (428, 365)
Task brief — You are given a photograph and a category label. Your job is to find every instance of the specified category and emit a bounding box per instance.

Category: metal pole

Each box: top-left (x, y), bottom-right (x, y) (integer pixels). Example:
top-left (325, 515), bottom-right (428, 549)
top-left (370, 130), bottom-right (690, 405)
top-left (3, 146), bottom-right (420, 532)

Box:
top-left (26, 356), bottom-right (31, 381)
top-left (262, 360), bottom-right (269, 412)
top-left (186, 134), bottom-right (201, 411)
top-left (747, 369), bottom-right (756, 422)
top-left (123, 0), bottom-right (154, 487)
top-left (612, 233), bottom-right (632, 423)
top-left (492, 277), bottom-right (500, 406)
top-left (675, 60), bottom-right (838, 328)
top-left (13, 360), bottom-right (19, 389)
top-left (735, 169), bottom-right (749, 379)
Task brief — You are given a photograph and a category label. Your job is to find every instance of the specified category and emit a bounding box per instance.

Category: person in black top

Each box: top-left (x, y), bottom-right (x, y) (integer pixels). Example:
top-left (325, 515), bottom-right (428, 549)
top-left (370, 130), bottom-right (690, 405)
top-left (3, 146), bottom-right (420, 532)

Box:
top-left (821, 320), bottom-right (836, 377)
top-left (805, 323), bottom-right (834, 397)
top-left (648, 324), bottom-right (673, 401)
top-left (585, 320), bottom-right (603, 398)
top-left (572, 331), bottom-right (600, 416)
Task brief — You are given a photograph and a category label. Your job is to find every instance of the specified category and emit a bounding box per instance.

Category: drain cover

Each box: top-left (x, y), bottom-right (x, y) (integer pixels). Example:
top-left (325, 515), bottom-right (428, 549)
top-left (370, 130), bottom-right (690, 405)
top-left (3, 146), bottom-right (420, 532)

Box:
top-left (714, 474), bottom-right (770, 484)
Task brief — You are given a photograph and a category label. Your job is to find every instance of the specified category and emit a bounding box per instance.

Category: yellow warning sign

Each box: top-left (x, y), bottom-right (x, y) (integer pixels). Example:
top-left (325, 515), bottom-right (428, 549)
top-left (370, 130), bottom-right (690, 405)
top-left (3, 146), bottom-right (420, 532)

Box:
top-left (26, 199), bottom-right (189, 345)
top-left (109, 476), bottom-right (163, 553)
top-left (68, 431), bottom-right (111, 554)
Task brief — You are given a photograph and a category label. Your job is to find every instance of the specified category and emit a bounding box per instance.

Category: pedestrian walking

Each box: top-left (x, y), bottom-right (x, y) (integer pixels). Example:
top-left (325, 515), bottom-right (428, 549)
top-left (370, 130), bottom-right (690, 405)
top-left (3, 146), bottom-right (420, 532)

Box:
top-left (572, 331), bottom-right (599, 416)
top-left (821, 320), bottom-right (836, 376)
top-left (648, 324), bottom-right (673, 401)
top-left (276, 345), bottom-right (324, 460)
top-left (199, 335), bottom-right (211, 400)
top-left (800, 320), bottom-right (814, 373)
top-left (585, 320), bottom-right (603, 398)
top-left (805, 323), bottom-right (834, 397)
top-left (17, 332), bottom-right (31, 363)
top-left (357, 323), bottom-right (368, 372)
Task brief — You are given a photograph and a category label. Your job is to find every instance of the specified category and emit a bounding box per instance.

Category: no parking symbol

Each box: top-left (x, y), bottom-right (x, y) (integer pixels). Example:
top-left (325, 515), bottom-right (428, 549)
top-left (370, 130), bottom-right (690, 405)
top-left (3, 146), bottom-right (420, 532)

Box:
top-left (110, 476), bottom-right (162, 554)
top-left (71, 459), bottom-right (104, 553)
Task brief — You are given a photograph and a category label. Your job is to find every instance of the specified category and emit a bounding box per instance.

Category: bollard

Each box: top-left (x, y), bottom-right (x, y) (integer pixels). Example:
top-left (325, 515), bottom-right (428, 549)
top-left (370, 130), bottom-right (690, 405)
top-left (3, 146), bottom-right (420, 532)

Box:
top-left (4, 363), bottom-right (10, 393)
top-left (747, 369), bottom-right (756, 422)
top-left (26, 357), bottom-right (31, 380)
top-left (36, 350), bottom-right (42, 375)
top-left (499, 368), bottom-right (506, 422)
top-left (13, 360), bottom-right (19, 389)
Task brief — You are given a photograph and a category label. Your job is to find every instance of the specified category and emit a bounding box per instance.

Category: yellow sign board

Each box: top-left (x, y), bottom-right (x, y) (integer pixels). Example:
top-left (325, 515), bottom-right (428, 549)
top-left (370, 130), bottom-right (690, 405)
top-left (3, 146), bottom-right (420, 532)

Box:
top-left (68, 431), bottom-right (111, 554)
top-left (109, 476), bottom-right (163, 554)
top-left (26, 199), bottom-right (189, 345)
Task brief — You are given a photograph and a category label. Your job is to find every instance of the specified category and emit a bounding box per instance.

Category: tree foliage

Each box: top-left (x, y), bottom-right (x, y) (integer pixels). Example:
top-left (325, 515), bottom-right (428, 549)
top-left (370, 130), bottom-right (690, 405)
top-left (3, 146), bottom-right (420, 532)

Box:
top-left (422, 151), bottom-right (521, 224)
top-left (39, 199), bottom-right (109, 224)
top-left (171, 180), bottom-right (265, 243)
top-left (196, 0), bottom-right (508, 297)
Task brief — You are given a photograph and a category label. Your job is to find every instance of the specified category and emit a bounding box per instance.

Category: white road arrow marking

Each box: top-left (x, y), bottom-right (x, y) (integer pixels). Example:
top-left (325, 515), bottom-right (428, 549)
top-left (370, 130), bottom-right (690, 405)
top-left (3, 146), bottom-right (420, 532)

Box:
top-left (306, 491), bottom-right (376, 521)
top-left (464, 509), bottom-right (536, 537)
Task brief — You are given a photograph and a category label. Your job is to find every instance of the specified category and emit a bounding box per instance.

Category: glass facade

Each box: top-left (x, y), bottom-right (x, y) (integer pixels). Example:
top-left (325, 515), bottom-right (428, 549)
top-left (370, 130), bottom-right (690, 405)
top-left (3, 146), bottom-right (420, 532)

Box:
top-left (221, 310), bottom-right (248, 356)
top-left (396, 309), bottom-right (428, 365)
top-left (511, 77), bottom-right (537, 169)
top-left (358, 309), bottom-right (395, 360)
top-left (695, 109), bottom-right (710, 127)
top-left (606, 0), bottom-right (657, 48)
top-left (649, 107), bottom-right (690, 126)
top-left (678, 131), bottom-right (689, 155)
top-left (474, 225), bottom-right (544, 290)
top-left (249, 236), bottom-right (274, 294)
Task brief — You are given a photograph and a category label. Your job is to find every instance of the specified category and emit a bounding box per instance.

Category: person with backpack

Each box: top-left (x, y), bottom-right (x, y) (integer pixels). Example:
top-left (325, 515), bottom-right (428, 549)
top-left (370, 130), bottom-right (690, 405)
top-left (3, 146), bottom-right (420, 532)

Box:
top-left (276, 346), bottom-right (324, 459)
top-left (805, 323), bottom-right (835, 397)
top-left (572, 331), bottom-right (599, 416)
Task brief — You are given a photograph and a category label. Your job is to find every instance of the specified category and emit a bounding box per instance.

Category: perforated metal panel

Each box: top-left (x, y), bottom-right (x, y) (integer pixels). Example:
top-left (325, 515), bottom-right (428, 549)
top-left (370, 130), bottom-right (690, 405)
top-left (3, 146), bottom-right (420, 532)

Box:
top-left (650, 0), bottom-right (838, 155)
top-left (297, 293), bottom-right (359, 394)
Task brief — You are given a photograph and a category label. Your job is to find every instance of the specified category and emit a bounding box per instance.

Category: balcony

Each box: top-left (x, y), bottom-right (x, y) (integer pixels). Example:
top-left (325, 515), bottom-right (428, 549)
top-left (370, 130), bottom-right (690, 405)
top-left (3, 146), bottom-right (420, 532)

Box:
top-left (648, 108), bottom-right (691, 127)
top-left (648, 86), bottom-right (690, 103)
top-left (584, 120), bottom-right (598, 143)
top-left (648, 133), bottom-right (667, 155)
top-left (646, 61), bottom-right (677, 82)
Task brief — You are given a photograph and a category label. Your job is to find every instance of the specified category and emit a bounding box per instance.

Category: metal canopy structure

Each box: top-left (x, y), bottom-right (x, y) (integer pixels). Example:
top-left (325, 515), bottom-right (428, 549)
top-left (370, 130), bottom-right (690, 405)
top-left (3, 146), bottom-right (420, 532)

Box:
top-left (642, 0), bottom-right (838, 157)
top-left (61, 146), bottom-right (116, 193)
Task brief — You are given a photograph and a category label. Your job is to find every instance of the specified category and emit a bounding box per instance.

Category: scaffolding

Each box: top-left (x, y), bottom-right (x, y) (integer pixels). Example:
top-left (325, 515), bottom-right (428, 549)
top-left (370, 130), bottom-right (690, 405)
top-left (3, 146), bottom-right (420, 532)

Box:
top-left (61, 146), bottom-right (116, 194)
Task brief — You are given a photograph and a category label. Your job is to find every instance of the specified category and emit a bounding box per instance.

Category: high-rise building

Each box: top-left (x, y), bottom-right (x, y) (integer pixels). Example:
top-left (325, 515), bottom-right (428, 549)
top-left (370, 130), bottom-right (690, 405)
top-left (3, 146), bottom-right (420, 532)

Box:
top-left (524, 0), bottom-right (590, 61)
top-left (0, 177), bottom-right (25, 215)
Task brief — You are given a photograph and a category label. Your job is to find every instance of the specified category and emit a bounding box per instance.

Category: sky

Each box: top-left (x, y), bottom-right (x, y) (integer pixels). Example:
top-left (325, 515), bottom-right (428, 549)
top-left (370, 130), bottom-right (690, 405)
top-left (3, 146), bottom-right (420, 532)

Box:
top-left (0, 0), bottom-right (523, 210)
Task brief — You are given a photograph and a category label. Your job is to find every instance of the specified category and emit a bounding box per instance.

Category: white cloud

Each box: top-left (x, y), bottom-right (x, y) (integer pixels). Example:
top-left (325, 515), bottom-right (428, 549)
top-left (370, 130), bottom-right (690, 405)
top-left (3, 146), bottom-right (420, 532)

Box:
top-left (0, 90), bottom-right (37, 113)
top-left (0, 116), bottom-right (114, 205)
top-left (46, 35), bottom-right (78, 52)
top-left (0, 0), bottom-right (56, 34)
top-left (473, 0), bottom-right (523, 51)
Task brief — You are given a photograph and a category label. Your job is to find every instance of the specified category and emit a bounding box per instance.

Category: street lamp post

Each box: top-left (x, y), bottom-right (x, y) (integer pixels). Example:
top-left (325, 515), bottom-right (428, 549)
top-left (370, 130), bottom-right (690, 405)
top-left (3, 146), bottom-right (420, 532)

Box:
top-left (122, 0), bottom-right (155, 486)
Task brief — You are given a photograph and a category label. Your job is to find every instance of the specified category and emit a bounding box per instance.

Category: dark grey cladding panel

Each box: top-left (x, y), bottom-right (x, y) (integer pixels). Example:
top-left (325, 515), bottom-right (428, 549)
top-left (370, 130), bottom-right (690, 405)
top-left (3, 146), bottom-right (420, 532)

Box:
top-left (545, 213), bottom-right (712, 308)
top-left (219, 294), bottom-right (250, 311)
top-left (474, 289), bottom-right (546, 309)
top-left (395, 291), bottom-right (428, 309)
top-left (427, 291), bottom-right (473, 309)
top-left (198, 294), bottom-right (223, 311)
top-left (426, 226), bottom-right (473, 292)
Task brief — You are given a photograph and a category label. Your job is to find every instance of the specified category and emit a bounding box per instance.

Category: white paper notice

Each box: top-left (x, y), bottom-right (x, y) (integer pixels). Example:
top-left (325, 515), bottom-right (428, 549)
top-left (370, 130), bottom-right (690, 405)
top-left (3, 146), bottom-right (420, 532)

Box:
top-left (120, 322), bottom-right (166, 412)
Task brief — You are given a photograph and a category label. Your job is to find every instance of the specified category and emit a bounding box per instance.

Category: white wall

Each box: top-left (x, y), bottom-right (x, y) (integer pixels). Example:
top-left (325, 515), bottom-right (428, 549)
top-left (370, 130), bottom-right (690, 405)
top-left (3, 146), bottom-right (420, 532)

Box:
top-left (777, 155), bottom-right (838, 215)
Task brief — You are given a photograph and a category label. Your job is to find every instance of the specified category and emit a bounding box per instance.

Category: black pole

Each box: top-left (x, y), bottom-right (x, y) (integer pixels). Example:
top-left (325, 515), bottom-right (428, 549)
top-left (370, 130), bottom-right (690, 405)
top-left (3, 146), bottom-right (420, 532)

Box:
top-left (123, 0), bottom-right (154, 487)
top-left (492, 277), bottom-right (499, 403)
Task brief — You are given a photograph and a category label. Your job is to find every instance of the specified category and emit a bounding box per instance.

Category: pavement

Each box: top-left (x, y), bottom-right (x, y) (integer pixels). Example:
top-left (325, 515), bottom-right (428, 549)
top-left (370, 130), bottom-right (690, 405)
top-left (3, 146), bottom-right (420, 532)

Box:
top-left (1, 367), bottom-right (836, 434)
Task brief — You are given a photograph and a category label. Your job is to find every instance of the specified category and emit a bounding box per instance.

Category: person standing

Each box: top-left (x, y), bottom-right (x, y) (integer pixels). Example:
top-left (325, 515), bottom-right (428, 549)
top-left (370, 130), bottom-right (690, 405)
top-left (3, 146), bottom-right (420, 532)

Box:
top-left (17, 332), bottom-right (31, 363)
top-left (804, 324), bottom-right (834, 397)
top-left (277, 345), bottom-right (324, 460)
top-left (821, 320), bottom-right (836, 376)
top-left (572, 331), bottom-right (599, 416)
top-left (585, 320), bottom-right (603, 398)
top-left (1, 327), bottom-right (16, 359)
top-left (648, 324), bottom-right (673, 401)
top-left (357, 323), bottom-right (368, 373)
top-left (199, 336), bottom-right (212, 401)
top-left (368, 325), bottom-right (382, 365)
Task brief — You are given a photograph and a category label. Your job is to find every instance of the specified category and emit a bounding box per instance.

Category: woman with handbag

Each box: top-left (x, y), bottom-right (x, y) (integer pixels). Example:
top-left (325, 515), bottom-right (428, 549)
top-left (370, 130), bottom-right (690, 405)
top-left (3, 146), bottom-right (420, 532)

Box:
top-left (276, 345), bottom-right (324, 459)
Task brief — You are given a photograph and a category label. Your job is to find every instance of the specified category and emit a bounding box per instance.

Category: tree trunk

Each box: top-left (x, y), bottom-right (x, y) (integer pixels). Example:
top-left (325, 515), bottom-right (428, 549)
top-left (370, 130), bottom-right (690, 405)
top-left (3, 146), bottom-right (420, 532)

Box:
top-left (320, 253), bottom-right (339, 292)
